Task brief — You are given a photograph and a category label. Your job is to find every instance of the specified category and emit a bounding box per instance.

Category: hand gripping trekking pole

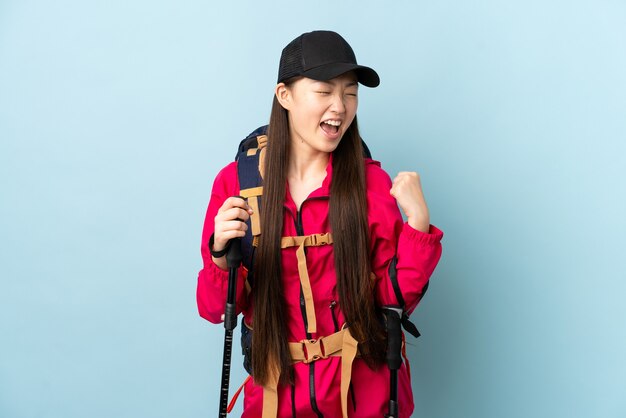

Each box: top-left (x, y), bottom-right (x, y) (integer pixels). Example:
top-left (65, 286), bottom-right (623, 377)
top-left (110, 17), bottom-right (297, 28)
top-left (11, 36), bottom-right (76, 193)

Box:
top-left (382, 306), bottom-right (403, 418)
top-left (218, 212), bottom-right (244, 418)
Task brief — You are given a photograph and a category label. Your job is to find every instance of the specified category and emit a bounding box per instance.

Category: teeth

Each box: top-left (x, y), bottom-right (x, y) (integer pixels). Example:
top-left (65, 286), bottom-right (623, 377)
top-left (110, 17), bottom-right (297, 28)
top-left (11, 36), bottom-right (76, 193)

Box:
top-left (323, 120), bottom-right (341, 126)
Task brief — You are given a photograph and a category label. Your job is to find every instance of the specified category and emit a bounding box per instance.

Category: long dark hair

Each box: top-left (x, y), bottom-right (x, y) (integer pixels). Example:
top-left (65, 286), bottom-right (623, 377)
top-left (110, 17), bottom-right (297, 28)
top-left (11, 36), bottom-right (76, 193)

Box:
top-left (251, 84), bottom-right (386, 386)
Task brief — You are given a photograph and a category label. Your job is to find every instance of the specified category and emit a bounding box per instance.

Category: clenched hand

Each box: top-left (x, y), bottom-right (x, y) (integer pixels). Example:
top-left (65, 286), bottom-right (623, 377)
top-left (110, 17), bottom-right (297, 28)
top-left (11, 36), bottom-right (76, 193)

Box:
top-left (390, 172), bottom-right (430, 233)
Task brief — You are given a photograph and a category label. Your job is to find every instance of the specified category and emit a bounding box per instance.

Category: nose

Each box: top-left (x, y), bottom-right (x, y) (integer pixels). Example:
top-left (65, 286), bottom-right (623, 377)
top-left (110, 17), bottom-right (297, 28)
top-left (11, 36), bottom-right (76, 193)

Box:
top-left (329, 92), bottom-right (346, 115)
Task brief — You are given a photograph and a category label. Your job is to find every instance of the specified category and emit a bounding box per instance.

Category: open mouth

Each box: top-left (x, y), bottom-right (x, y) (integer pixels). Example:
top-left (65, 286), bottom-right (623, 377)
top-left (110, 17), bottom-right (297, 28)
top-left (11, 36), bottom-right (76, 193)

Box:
top-left (320, 119), bottom-right (341, 135)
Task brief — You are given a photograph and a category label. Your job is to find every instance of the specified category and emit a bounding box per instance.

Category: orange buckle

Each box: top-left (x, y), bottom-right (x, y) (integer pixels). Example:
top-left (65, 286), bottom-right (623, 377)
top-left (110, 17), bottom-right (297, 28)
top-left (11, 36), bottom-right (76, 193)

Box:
top-left (302, 338), bottom-right (326, 364)
top-left (312, 233), bottom-right (329, 246)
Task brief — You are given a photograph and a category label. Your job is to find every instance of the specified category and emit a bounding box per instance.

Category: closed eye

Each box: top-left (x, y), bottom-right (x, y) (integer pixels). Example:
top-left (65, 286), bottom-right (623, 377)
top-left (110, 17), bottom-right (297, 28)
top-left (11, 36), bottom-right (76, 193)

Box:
top-left (316, 91), bottom-right (331, 95)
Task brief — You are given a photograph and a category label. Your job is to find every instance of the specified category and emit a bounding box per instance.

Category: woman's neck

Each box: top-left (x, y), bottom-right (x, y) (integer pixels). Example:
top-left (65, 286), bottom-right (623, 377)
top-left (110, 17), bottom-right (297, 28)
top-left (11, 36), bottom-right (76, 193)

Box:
top-left (287, 144), bottom-right (330, 210)
top-left (288, 148), bottom-right (329, 181)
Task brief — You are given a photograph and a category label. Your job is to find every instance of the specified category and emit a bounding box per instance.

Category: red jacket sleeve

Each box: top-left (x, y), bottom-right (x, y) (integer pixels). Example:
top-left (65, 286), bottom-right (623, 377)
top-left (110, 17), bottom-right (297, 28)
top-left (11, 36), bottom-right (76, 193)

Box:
top-left (196, 162), bottom-right (249, 324)
top-left (366, 160), bottom-right (443, 314)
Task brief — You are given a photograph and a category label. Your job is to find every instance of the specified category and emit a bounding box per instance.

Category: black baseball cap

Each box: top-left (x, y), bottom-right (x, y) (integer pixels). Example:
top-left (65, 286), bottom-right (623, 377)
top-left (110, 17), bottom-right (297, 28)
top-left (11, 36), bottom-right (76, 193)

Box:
top-left (277, 30), bottom-right (380, 88)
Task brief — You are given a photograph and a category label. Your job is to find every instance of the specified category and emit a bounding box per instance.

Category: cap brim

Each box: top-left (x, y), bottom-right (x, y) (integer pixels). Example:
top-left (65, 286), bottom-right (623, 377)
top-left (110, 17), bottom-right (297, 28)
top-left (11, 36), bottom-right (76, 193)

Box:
top-left (302, 62), bottom-right (380, 87)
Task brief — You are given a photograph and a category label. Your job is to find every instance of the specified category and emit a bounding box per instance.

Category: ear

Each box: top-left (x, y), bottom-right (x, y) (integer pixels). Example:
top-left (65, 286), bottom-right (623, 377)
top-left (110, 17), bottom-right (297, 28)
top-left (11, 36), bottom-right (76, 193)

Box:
top-left (275, 82), bottom-right (292, 110)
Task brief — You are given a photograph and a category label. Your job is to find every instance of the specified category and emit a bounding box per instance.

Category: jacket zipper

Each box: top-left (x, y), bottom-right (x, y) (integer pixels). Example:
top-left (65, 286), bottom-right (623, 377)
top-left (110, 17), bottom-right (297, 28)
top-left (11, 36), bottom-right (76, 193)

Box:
top-left (294, 209), bottom-right (310, 338)
top-left (294, 206), bottom-right (324, 418)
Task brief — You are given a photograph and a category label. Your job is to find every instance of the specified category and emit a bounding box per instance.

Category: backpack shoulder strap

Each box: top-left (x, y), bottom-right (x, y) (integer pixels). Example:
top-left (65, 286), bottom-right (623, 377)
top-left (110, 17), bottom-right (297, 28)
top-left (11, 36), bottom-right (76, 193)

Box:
top-left (236, 125), bottom-right (268, 270)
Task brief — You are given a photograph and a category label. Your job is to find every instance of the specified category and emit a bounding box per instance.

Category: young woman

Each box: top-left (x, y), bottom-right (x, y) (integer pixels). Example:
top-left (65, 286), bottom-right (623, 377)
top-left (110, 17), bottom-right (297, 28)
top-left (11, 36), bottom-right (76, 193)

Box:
top-left (197, 30), bottom-right (443, 418)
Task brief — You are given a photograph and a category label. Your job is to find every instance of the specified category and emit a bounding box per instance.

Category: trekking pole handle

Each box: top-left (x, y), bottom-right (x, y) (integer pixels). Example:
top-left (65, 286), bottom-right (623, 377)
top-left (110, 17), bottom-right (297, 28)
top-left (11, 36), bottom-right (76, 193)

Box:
top-left (223, 196), bottom-right (244, 332)
top-left (226, 236), bottom-right (243, 269)
top-left (224, 234), bottom-right (243, 332)
top-left (223, 236), bottom-right (241, 332)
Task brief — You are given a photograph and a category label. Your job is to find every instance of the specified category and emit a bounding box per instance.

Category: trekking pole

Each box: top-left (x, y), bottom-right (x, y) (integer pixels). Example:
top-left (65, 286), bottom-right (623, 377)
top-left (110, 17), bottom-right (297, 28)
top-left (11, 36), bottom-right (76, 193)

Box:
top-left (218, 209), bottom-right (244, 418)
top-left (382, 306), bottom-right (403, 418)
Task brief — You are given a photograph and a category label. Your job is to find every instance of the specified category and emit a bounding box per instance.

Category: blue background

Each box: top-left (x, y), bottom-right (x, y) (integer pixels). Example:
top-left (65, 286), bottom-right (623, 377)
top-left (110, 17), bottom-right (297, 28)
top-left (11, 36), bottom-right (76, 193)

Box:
top-left (1, 1), bottom-right (625, 417)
